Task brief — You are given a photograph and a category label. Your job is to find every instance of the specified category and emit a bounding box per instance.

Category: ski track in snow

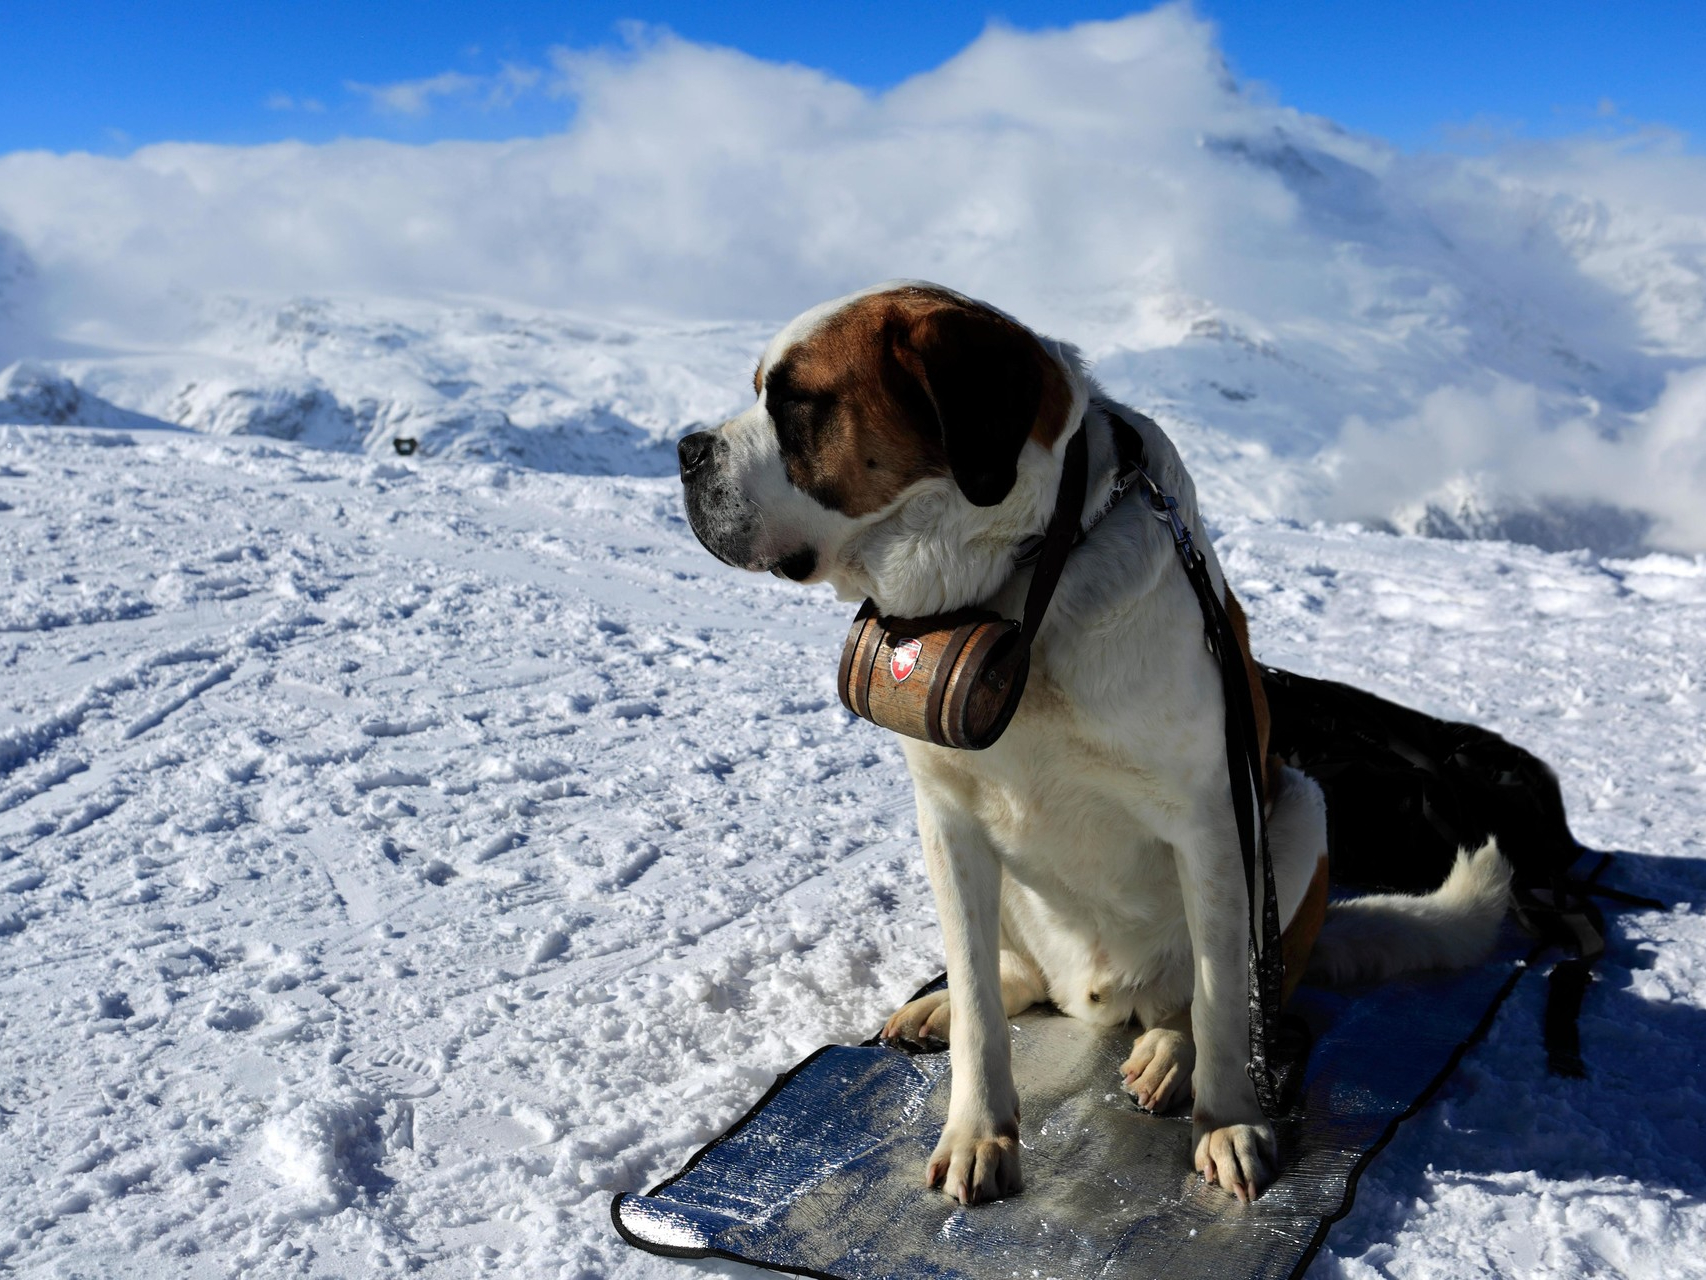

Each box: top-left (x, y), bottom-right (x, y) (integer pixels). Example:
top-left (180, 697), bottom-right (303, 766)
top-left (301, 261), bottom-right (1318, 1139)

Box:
top-left (0, 425), bottom-right (1703, 1278)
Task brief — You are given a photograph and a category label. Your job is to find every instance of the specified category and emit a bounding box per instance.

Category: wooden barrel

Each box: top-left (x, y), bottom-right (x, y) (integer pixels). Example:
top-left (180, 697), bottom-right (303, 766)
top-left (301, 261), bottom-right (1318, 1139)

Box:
top-left (837, 601), bottom-right (1030, 750)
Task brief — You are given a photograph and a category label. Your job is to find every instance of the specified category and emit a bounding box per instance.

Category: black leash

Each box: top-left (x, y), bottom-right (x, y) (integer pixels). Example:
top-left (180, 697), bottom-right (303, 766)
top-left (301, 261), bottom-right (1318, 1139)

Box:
top-left (1514, 852), bottom-right (1660, 1078)
top-left (1105, 412), bottom-right (1295, 1118)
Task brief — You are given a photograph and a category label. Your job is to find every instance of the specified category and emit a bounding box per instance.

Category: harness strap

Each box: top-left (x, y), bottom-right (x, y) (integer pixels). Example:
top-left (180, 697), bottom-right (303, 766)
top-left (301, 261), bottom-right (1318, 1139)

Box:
top-left (1107, 411), bottom-right (1295, 1118)
top-left (1017, 427), bottom-right (1089, 648)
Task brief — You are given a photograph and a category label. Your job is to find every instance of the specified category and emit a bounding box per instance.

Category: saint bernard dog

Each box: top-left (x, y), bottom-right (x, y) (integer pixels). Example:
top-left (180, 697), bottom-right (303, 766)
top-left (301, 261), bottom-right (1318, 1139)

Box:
top-left (678, 281), bottom-right (1511, 1205)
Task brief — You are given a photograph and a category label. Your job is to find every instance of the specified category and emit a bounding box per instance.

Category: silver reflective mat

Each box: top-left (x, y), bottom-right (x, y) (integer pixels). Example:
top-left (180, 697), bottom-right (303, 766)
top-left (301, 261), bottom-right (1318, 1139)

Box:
top-left (614, 937), bottom-right (1530, 1280)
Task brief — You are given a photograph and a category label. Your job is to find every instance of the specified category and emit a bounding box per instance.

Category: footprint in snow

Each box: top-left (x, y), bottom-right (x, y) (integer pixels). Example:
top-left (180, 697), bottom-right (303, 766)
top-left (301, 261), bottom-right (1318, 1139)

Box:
top-left (350, 1046), bottom-right (442, 1100)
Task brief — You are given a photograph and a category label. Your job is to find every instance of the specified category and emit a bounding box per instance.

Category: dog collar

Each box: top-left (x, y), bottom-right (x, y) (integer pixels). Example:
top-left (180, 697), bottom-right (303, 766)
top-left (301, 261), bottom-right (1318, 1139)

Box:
top-left (1012, 411), bottom-right (1159, 567)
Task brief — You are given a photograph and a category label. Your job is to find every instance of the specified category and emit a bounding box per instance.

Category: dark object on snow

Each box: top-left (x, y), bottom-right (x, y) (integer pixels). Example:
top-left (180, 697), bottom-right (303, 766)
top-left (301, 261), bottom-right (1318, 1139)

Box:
top-left (392, 437), bottom-right (418, 456)
top-left (614, 937), bottom-right (1534, 1280)
top-left (1261, 666), bottom-right (1662, 1077)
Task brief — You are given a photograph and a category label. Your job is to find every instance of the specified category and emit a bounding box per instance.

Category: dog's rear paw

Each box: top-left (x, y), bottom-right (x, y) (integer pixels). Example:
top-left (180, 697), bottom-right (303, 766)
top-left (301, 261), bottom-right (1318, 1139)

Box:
top-left (1120, 1026), bottom-right (1194, 1113)
top-left (1192, 1117), bottom-right (1276, 1203)
top-left (881, 989), bottom-right (951, 1052)
top-left (926, 1119), bottom-right (1022, 1205)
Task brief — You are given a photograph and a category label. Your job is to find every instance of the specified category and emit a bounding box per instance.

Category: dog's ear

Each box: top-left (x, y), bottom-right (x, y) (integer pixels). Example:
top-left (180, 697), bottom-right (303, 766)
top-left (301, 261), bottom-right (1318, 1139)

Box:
top-left (887, 303), bottom-right (1053, 508)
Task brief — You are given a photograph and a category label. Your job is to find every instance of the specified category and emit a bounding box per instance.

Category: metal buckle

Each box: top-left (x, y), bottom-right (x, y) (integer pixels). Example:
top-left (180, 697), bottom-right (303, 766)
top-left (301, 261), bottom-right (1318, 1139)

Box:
top-left (1149, 491), bottom-right (1195, 558)
top-left (1012, 460), bottom-right (1141, 567)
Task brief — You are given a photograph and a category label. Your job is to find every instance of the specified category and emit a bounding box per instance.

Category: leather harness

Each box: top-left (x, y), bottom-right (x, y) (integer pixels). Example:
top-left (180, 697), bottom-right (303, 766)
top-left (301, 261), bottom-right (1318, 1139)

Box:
top-left (1018, 410), bottom-right (1297, 1118)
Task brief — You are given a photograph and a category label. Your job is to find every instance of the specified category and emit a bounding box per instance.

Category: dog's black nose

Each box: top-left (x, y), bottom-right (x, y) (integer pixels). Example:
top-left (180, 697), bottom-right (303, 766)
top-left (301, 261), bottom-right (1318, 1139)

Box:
top-left (678, 430), bottom-right (715, 481)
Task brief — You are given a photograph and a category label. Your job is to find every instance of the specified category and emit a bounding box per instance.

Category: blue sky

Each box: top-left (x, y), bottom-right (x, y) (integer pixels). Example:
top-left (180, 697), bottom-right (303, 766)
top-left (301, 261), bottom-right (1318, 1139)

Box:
top-left (2, 1), bottom-right (1702, 155)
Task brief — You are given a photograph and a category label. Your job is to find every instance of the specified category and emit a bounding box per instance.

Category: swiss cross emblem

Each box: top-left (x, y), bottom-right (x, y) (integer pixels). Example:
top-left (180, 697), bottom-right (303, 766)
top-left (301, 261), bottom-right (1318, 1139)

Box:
top-left (890, 638), bottom-right (923, 683)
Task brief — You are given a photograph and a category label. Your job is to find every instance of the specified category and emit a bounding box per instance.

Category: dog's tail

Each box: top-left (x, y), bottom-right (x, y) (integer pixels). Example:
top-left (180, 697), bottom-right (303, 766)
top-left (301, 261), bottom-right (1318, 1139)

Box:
top-left (1307, 839), bottom-right (1512, 985)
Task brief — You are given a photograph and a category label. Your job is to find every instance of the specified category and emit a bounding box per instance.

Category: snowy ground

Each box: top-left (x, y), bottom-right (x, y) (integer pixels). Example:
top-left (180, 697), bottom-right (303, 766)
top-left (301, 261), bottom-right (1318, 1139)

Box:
top-left (2, 424), bottom-right (1704, 1278)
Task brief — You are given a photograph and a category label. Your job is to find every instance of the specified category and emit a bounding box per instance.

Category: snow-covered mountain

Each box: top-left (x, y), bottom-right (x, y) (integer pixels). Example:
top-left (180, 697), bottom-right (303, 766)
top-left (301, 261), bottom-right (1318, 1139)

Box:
top-left (7, 243), bottom-right (1693, 556)
top-left (0, 12), bottom-right (1702, 548)
top-left (37, 296), bottom-right (768, 475)
top-left (0, 361), bottom-right (177, 433)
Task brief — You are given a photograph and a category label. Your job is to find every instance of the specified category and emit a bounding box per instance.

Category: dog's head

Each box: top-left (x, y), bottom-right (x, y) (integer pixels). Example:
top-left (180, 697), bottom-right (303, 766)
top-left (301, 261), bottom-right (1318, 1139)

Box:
top-left (679, 282), bottom-right (1080, 610)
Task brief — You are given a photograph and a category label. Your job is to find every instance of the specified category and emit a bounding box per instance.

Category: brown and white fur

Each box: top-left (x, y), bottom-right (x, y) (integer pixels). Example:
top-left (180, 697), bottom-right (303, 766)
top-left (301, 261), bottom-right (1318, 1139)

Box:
top-left (678, 281), bottom-right (1511, 1205)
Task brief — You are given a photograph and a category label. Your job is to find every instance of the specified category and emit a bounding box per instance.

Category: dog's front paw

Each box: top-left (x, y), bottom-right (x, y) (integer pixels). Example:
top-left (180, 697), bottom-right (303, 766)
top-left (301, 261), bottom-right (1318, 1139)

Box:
top-left (882, 989), bottom-right (951, 1052)
top-left (925, 1116), bottom-right (1022, 1205)
top-left (1120, 1027), bottom-right (1194, 1112)
top-left (1192, 1115), bottom-right (1276, 1203)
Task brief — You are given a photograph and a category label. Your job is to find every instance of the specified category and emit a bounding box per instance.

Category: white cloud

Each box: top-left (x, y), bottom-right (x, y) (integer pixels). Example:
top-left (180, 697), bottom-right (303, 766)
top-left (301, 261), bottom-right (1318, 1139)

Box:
top-left (345, 63), bottom-right (544, 116)
top-left (489, 62), bottom-right (541, 107)
top-left (345, 70), bottom-right (483, 116)
top-left (0, 5), bottom-right (1700, 547)
top-left (1321, 366), bottom-right (1706, 552)
top-left (265, 92), bottom-right (327, 113)
top-left (0, 229), bottom-right (39, 365)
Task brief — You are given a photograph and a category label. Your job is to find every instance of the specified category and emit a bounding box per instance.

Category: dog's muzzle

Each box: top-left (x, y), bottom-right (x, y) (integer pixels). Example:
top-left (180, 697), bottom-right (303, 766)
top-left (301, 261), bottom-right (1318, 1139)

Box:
top-left (678, 428), bottom-right (766, 571)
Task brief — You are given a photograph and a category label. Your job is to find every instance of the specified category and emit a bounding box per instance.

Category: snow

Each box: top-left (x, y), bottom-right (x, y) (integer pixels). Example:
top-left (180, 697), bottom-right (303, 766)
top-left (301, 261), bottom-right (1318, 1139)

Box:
top-left (1, 424), bottom-right (1702, 1277)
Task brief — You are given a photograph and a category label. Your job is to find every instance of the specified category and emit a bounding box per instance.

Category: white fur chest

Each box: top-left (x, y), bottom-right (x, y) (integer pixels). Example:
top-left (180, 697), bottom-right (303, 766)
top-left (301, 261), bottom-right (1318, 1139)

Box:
top-left (903, 646), bottom-right (1214, 1029)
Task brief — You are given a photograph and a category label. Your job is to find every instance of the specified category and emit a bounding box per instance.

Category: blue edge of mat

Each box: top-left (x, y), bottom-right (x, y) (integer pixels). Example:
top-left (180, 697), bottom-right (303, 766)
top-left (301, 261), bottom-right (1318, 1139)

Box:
top-left (613, 927), bottom-right (1550, 1280)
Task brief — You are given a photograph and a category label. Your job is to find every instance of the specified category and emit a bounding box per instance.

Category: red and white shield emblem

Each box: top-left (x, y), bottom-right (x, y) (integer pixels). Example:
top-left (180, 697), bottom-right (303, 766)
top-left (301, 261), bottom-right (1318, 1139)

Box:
top-left (890, 638), bottom-right (923, 683)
